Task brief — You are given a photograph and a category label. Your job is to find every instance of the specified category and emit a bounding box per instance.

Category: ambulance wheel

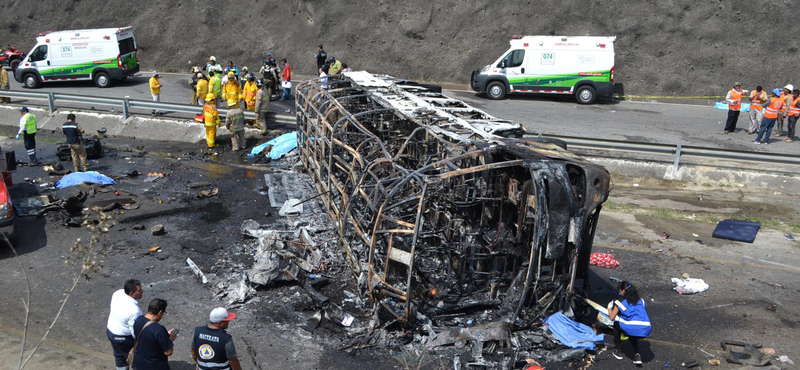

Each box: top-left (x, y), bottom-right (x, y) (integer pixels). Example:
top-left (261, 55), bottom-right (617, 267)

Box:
top-left (94, 72), bottom-right (111, 88)
top-left (487, 81), bottom-right (506, 100)
top-left (23, 73), bottom-right (39, 89)
top-left (575, 85), bottom-right (596, 104)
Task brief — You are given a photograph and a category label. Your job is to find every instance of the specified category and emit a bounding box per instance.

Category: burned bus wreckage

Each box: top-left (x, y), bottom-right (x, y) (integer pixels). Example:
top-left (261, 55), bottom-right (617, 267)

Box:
top-left (294, 72), bottom-right (611, 361)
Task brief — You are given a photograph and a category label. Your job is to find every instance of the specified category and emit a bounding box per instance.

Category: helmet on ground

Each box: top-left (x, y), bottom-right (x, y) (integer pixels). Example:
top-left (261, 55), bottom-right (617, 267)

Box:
top-left (773, 88), bottom-right (782, 95)
top-left (242, 66), bottom-right (249, 72)
top-left (228, 101), bottom-right (237, 108)
top-left (206, 93), bottom-right (216, 101)
top-left (228, 71), bottom-right (235, 78)
top-left (785, 84), bottom-right (794, 90)
top-left (246, 73), bottom-right (255, 81)
top-left (209, 56), bottom-right (217, 62)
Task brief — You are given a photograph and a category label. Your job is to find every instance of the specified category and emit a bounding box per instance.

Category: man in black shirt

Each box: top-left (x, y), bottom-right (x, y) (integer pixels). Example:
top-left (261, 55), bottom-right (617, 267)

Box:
top-left (131, 299), bottom-right (178, 370)
top-left (314, 44), bottom-right (327, 70)
top-left (61, 114), bottom-right (88, 172)
top-left (191, 307), bottom-right (241, 370)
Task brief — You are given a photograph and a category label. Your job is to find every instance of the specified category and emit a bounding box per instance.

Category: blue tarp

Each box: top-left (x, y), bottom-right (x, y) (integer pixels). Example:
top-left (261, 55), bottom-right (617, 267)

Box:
top-left (714, 102), bottom-right (751, 112)
top-left (248, 131), bottom-right (298, 160)
top-left (56, 171), bottom-right (116, 189)
top-left (544, 312), bottom-right (605, 350)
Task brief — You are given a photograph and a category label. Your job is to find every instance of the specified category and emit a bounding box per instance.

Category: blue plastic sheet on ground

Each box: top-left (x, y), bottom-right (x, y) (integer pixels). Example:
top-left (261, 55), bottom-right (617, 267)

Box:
top-left (712, 219), bottom-right (761, 243)
top-left (544, 312), bottom-right (605, 350)
top-left (56, 171), bottom-right (116, 189)
top-left (714, 102), bottom-right (751, 112)
top-left (248, 131), bottom-right (298, 160)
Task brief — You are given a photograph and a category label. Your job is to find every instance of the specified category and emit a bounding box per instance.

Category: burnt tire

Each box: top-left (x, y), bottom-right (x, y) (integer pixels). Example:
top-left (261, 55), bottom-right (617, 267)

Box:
top-left (94, 72), bottom-right (111, 88)
top-left (487, 81), bottom-right (506, 100)
top-left (23, 73), bottom-right (39, 89)
top-left (575, 85), bottom-right (596, 104)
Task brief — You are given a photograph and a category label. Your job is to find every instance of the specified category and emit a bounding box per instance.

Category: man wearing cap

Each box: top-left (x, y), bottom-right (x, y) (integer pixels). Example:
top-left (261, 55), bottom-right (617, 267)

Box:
top-left (754, 88), bottom-right (785, 145)
top-left (150, 71), bottom-right (163, 116)
top-left (776, 84), bottom-right (794, 137)
top-left (191, 307), bottom-right (241, 370)
top-left (106, 279), bottom-right (143, 370)
top-left (329, 56), bottom-right (342, 75)
top-left (16, 107), bottom-right (38, 162)
top-left (723, 82), bottom-right (748, 134)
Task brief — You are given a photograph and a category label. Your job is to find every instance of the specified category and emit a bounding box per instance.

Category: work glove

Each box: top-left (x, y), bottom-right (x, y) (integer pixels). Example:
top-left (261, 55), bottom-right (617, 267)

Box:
top-left (15, 134), bottom-right (19, 140)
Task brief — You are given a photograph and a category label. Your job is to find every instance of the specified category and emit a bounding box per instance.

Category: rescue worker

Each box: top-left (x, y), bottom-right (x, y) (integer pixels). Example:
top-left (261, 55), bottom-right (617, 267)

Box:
top-left (196, 73), bottom-right (209, 106)
top-left (222, 71), bottom-right (242, 108)
top-left (254, 82), bottom-right (270, 135)
top-left (238, 66), bottom-right (249, 86)
top-left (748, 86), bottom-right (767, 134)
top-left (723, 82), bottom-right (747, 133)
top-left (259, 61), bottom-right (280, 100)
top-left (190, 308), bottom-right (242, 370)
top-left (242, 73), bottom-right (259, 111)
top-left (314, 45), bottom-right (327, 70)
top-left (777, 84), bottom-right (794, 137)
top-left (329, 56), bottom-right (342, 75)
top-left (0, 65), bottom-right (10, 103)
top-left (203, 93), bottom-right (221, 148)
top-left (223, 60), bottom-right (239, 78)
top-left (225, 101), bottom-right (246, 151)
top-left (209, 71), bottom-right (222, 106)
top-left (263, 53), bottom-right (277, 68)
top-left (149, 71), bottom-right (162, 116)
top-left (754, 88), bottom-right (785, 145)
top-left (608, 281), bottom-right (651, 365)
top-left (787, 89), bottom-right (800, 143)
top-left (204, 55), bottom-right (224, 77)
top-left (16, 107), bottom-right (38, 162)
top-left (62, 113), bottom-right (89, 172)
top-left (189, 66), bottom-right (201, 105)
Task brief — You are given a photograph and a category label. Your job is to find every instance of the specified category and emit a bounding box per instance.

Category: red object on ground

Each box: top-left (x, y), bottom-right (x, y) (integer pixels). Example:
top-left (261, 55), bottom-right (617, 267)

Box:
top-left (590, 253), bottom-right (620, 269)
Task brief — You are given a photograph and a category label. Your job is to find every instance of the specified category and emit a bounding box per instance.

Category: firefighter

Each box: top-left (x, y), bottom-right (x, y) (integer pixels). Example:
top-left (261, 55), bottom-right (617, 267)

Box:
top-left (223, 71), bottom-right (242, 108)
top-left (189, 66), bottom-right (201, 105)
top-left (225, 101), bottom-right (246, 152)
top-left (254, 82), bottom-right (270, 135)
top-left (195, 73), bottom-right (209, 106)
top-left (208, 71), bottom-right (222, 106)
top-left (203, 93), bottom-right (221, 148)
top-left (242, 73), bottom-right (258, 111)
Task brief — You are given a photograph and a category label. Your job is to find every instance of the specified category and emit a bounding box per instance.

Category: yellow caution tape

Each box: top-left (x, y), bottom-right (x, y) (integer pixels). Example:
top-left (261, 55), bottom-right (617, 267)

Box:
top-left (617, 95), bottom-right (725, 99)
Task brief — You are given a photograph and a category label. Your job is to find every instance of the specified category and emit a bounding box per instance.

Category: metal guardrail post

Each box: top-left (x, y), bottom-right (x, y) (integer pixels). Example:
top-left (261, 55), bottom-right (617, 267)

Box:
top-left (123, 96), bottom-right (130, 120)
top-left (48, 92), bottom-right (55, 114)
top-left (674, 144), bottom-right (682, 170)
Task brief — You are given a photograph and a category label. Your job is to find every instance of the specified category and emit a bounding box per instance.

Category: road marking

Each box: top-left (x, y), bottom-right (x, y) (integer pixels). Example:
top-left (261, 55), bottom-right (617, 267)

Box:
top-left (594, 243), bottom-right (800, 273)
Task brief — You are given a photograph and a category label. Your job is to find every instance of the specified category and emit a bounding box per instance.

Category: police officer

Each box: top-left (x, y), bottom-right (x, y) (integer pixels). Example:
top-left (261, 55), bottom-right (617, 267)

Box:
top-left (62, 113), bottom-right (89, 172)
top-left (191, 307), bottom-right (241, 370)
top-left (16, 107), bottom-right (38, 162)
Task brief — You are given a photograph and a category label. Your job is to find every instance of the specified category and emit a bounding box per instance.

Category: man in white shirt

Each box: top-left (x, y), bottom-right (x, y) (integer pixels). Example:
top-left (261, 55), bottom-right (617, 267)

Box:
top-left (106, 279), bottom-right (143, 370)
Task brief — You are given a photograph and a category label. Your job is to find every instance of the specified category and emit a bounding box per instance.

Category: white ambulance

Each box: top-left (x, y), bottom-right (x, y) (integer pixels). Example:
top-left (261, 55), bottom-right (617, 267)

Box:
top-left (15, 27), bottom-right (140, 88)
top-left (471, 35), bottom-right (617, 104)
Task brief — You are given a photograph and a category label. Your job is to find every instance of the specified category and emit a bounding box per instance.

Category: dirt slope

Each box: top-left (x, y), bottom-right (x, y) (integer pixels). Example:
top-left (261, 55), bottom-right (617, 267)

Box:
top-left (1, 0), bottom-right (797, 95)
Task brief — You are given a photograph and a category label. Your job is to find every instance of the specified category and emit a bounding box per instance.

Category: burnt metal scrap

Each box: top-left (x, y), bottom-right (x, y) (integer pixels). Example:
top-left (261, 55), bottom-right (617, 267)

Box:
top-left (295, 71), bottom-right (611, 332)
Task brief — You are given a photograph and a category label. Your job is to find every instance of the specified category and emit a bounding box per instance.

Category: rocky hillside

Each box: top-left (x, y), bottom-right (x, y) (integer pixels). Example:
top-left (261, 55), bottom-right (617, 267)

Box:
top-left (2, 0), bottom-right (796, 95)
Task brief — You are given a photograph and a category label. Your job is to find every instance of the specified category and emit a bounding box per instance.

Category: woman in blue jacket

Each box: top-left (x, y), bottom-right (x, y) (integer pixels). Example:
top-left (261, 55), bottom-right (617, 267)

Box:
top-left (608, 281), bottom-right (651, 365)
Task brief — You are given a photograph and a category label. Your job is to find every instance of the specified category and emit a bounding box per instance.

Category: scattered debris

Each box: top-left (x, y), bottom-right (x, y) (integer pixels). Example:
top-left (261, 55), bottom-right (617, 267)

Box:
top-left (133, 224), bottom-right (145, 230)
top-left (197, 187), bottom-right (219, 199)
top-left (662, 232), bottom-right (670, 240)
top-left (543, 312), bottom-right (604, 350)
top-left (785, 234), bottom-right (795, 241)
top-left (671, 277), bottom-right (709, 294)
top-left (721, 340), bottom-right (770, 366)
top-left (186, 257), bottom-right (209, 284)
top-left (708, 359), bottom-right (721, 365)
top-left (248, 131), bottom-right (298, 160)
top-left (712, 219), bottom-right (761, 243)
top-left (151, 224), bottom-right (166, 236)
top-left (278, 198), bottom-right (303, 216)
top-left (55, 171), bottom-right (116, 189)
top-left (681, 360), bottom-right (699, 368)
top-left (762, 347), bottom-right (776, 356)
top-left (589, 253), bottom-right (620, 269)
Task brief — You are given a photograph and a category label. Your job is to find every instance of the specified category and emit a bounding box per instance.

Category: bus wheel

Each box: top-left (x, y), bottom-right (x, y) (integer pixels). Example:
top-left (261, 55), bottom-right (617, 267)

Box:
top-left (575, 85), bottom-right (596, 104)
top-left (487, 81), bottom-right (506, 100)
top-left (94, 72), bottom-right (111, 88)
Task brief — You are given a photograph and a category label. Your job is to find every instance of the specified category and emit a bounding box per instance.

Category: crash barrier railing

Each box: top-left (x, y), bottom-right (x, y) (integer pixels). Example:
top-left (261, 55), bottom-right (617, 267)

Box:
top-left (2, 89), bottom-right (796, 169)
top-left (526, 133), bottom-right (800, 170)
top-left (0, 90), bottom-right (295, 124)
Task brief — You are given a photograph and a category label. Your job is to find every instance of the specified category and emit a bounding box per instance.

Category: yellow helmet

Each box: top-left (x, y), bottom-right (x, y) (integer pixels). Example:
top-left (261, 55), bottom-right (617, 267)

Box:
top-left (206, 93), bottom-right (215, 101)
top-left (227, 71), bottom-right (235, 78)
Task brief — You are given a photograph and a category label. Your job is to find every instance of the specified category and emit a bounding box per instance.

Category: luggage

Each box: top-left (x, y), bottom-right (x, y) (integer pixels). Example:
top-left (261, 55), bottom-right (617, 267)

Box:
top-left (57, 138), bottom-right (103, 161)
top-left (194, 113), bottom-right (204, 123)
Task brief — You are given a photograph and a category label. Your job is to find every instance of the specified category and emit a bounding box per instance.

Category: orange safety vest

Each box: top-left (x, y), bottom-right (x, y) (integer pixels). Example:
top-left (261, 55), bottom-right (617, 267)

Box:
top-left (750, 91), bottom-right (766, 111)
top-left (728, 89), bottom-right (742, 111)
top-left (780, 92), bottom-right (792, 113)
top-left (790, 96), bottom-right (800, 117)
top-left (764, 97), bottom-right (785, 119)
